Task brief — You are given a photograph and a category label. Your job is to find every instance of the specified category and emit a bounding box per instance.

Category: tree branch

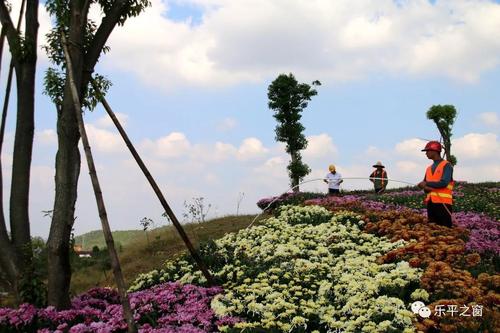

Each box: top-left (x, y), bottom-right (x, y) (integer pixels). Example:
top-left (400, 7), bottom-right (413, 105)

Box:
top-left (0, 0), bottom-right (20, 70)
top-left (24, 0), bottom-right (39, 61)
top-left (81, 0), bottom-right (91, 30)
top-left (83, 0), bottom-right (127, 83)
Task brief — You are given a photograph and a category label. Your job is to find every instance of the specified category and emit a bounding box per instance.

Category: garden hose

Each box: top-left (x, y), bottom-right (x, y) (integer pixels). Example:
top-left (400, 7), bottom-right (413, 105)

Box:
top-left (247, 177), bottom-right (419, 228)
top-left (247, 177), bottom-right (456, 228)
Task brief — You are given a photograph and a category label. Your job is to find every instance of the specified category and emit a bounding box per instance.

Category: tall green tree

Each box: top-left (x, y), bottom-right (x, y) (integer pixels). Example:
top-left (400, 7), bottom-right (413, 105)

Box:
top-left (43, 0), bottom-right (149, 309)
top-left (426, 104), bottom-right (458, 165)
top-left (268, 73), bottom-right (320, 191)
top-left (0, 0), bottom-right (40, 304)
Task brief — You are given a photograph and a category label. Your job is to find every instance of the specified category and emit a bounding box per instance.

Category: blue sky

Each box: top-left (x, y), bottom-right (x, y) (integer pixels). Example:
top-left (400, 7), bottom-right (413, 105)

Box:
top-left (2, 0), bottom-right (500, 237)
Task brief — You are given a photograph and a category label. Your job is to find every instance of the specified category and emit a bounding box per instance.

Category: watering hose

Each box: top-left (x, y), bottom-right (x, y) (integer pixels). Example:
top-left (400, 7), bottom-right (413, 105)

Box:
top-left (247, 177), bottom-right (458, 228)
top-left (247, 177), bottom-right (418, 228)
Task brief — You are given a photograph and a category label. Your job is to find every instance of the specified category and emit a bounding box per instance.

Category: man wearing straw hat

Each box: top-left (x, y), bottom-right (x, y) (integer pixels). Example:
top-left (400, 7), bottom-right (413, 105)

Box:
top-left (324, 164), bottom-right (343, 195)
top-left (369, 161), bottom-right (388, 194)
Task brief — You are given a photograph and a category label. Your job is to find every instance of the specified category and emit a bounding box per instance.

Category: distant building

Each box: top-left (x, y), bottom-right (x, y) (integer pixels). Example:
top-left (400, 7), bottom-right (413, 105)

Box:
top-left (77, 251), bottom-right (92, 258)
top-left (73, 245), bottom-right (92, 258)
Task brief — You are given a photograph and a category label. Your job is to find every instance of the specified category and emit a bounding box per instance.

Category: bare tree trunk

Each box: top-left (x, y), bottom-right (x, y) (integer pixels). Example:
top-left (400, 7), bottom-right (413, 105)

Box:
top-left (290, 152), bottom-right (299, 192)
top-left (46, 1), bottom-right (85, 309)
top-left (61, 32), bottom-right (137, 333)
top-left (46, 0), bottom-right (140, 309)
top-left (0, 30), bottom-right (19, 304)
top-left (443, 137), bottom-right (452, 162)
top-left (0, 0), bottom-right (36, 304)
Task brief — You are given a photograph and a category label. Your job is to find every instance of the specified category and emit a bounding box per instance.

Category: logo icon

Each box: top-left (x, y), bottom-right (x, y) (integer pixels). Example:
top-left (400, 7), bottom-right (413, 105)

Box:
top-left (411, 301), bottom-right (431, 318)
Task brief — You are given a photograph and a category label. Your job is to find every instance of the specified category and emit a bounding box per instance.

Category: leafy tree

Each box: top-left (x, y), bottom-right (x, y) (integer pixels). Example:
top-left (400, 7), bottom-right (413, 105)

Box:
top-left (0, 0), bottom-right (40, 304)
top-left (426, 104), bottom-right (458, 165)
top-left (267, 73), bottom-right (320, 191)
top-left (43, 0), bottom-right (150, 309)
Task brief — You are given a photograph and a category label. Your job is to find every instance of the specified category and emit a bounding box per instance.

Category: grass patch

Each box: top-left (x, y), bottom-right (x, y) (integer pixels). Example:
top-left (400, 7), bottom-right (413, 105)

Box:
top-left (74, 229), bottom-right (145, 251)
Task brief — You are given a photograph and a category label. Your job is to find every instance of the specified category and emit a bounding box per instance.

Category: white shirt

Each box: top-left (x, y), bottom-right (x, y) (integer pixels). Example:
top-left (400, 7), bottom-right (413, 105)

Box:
top-left (325, 172), bottom-right (342, 189)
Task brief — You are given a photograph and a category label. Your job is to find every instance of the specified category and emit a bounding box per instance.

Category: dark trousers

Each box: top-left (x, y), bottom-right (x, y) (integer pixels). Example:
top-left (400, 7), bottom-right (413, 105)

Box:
top-left (328, 188), bottom-right (340, 195)
top-left (427, 201), bottom-right (453, 227)
top-left (374, 187), bottom-right (385, 194)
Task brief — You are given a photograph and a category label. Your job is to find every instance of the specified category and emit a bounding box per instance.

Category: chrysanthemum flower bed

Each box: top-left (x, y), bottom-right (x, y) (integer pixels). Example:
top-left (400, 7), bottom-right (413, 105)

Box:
top-left (0, 283), bottom-right (239, 333)
top-left (131, 206), bottom-right (423, 332)
top-left (2, 184), bottom-right (496, 333)
top-left (362, 210), bottom-right (499, 333)
top-left (303, 195), bottom-right (499, 333)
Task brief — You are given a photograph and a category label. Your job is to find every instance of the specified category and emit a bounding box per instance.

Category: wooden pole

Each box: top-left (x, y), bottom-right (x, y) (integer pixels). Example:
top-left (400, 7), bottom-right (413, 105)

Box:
top-left (91, 81), bottom-right (214, 286)
top-left (60, 32), bottom-right (137, 333)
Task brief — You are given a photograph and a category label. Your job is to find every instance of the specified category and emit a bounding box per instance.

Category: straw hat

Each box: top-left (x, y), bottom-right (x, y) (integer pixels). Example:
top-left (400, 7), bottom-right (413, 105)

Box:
top-left (372, 161), bottom-right (385, 168)
top-left (328, 164), bottom-right (336, 172)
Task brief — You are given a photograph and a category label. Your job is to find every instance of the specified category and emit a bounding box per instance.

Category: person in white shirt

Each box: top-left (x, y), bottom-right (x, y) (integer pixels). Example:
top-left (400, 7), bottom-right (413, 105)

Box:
top-left (324, 164), bottom-right (343, 195)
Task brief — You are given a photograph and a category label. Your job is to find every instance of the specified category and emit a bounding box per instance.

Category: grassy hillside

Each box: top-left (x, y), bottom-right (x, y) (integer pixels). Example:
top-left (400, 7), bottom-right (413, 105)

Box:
top-left (74, 229), bottom-right (145, 250)
top-left (70, 214), bottom-right (264, 296)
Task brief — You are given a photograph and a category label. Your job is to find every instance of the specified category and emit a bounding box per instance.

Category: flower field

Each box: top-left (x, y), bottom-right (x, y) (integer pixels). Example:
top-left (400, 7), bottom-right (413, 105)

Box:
top-left (0, 283), bottom-right (239, 332)
top-left (1, 182), bottom-right (498, 332)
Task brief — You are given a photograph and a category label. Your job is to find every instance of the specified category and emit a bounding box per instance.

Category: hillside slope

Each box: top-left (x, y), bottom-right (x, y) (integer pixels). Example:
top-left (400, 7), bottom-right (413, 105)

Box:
top-left (70, 214), bottom-right (262, 295)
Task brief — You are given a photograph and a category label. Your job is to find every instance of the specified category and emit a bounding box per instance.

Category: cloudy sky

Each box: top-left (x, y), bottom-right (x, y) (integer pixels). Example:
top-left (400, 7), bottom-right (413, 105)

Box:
top-left (2, 0), bottom-right (500, 238)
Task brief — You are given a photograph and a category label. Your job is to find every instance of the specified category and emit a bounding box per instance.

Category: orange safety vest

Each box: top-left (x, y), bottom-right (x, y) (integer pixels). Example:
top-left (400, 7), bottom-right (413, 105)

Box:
top-left (370, 169), bottom-right (387, 187)
top-left (424, 160), bottom-right (454, 204)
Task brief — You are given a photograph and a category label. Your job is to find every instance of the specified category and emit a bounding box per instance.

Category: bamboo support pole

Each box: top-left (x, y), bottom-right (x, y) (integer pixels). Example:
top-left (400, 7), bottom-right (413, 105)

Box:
top-left (60, 32), bottom-right (137, 333)
top-left (91, 80), bottom-right (214, 286)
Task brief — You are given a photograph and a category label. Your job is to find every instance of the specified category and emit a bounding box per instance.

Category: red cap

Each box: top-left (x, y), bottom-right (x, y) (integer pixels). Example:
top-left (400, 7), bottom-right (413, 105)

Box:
top-left (421, 141), bottom-right (442, 152)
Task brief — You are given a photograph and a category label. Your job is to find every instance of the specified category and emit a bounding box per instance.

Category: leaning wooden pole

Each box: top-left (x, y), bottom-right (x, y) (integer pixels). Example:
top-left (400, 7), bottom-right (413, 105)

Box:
top-left (91, 80), bottom-right (215, 286)
top-left (60, 33), bottom-right (137, 333)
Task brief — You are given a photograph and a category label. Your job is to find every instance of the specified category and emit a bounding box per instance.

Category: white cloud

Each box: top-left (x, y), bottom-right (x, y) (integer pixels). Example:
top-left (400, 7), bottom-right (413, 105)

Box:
top-left (364, 145), bottom-right (385, 157)
top-left (366, 132), bottom-right (500, 187)
top-left (85, 124), bottom-right (126, 153)
top-left (339, 15), bottom-right (393, 50)
top-left (251, 156), bottom-right (289, 192)
top-left (396, 160), bottom-right (421, 175)
top-left (453, 133), bottom-right (500, 159)
top-left (212, 141), bottom-right (238, 161)
top-left (392, 134), bottom-right (500, 162)
top-left (454, 163), bottom-right (500, 182)
top-left (36, 129), bottom-right (57, 145)
top-left (31, 165), bottom-right (55, 188)
top-left (204, 173), bottom-right (219, 184)
top-left (394, 138), bottom-right (427, 157)
top-left (94, 0), bottom-right (500, 89)
top-left (16, 128), bottom-right (500, 238)
top-left (148, 132), bottom-right (192, 158)
top-left (95, 113), bottom-right (130, 128)
top-left (303, 133), bottom-right (338, 159)
top-left (237, 137), bottom-right (268, 160)
top-left (216, 117), bottom-right (238, 131)
top-left (477, 112), bottom-right (500, 128)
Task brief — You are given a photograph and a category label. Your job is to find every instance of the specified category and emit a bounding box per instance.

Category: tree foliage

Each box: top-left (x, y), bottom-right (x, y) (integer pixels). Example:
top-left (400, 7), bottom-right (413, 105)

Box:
top-left (42, 0), bottom-right (115, 111)
top-left (268, 73), bottom-right (320, 190)
top-left (426, 104), bottom-right (458, 165)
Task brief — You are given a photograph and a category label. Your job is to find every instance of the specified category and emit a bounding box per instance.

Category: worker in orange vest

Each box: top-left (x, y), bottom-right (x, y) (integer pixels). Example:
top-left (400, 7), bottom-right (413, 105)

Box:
top-left (369, 161), bottom-right (388, 194)
top-left (417, 141), bottom-right (454, 227)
